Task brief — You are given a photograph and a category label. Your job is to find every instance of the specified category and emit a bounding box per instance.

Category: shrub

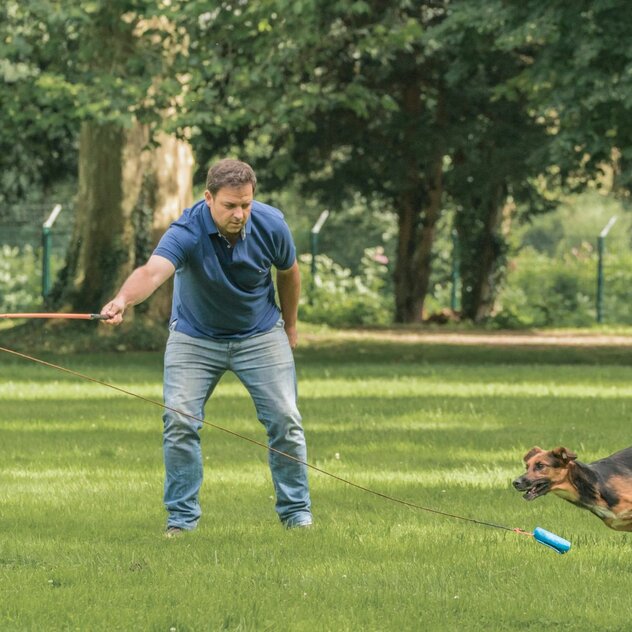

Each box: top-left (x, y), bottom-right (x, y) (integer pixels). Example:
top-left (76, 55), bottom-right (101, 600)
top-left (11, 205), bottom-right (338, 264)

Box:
top-left (299, 248), bottom-right (393, 326)
top-left (0, 245), bottom-right (42, 312)
top-left (492, 245), bottom-right (631, 327)
top-left (601, 251), bottom-right (632, 324)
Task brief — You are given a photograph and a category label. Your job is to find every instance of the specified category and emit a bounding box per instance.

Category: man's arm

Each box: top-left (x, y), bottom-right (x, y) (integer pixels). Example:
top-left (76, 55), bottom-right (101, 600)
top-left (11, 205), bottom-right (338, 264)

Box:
top-left (276, 260), bottom-right (301, 349)
top-left (100, 255), bottom-right (176, 325)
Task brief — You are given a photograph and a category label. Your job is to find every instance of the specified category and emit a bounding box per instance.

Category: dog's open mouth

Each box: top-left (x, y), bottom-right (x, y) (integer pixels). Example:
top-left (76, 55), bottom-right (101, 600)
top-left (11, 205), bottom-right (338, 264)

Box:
top-left (522, 480), bottom-right (550, 501)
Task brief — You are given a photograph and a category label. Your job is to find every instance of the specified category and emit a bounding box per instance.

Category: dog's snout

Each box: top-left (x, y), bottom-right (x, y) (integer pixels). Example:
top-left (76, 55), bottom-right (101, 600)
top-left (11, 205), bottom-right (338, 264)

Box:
top-left (512, 477), bottom-right (526, 490)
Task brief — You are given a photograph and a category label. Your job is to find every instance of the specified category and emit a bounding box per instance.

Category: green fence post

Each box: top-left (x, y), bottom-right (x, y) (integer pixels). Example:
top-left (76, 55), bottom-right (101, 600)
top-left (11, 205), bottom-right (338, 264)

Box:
top-left (309, 210), bottom-right (329, 305)
top-left (42, 226), bottom-right (51, 299)
top-left (42, 204), bottom-right (62, 301)
top-left (596, 215), bottom-right (617, 324)
top-left (450, 229), bottom-right (460, 312)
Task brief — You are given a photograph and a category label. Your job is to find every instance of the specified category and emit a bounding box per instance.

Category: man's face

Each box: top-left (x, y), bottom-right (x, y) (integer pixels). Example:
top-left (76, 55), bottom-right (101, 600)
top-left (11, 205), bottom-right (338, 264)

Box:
top-left (205, 184), bottom-right (253, 238)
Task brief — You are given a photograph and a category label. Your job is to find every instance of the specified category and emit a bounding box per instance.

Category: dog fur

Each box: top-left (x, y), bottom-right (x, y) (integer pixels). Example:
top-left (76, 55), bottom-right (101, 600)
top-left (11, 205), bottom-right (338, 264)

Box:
top-left (513, 446), bottom-right (632, 531)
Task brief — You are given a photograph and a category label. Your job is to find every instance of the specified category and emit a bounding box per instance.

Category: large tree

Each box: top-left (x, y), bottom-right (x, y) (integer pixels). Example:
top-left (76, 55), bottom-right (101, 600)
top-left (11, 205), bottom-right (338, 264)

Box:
top-left (175, 0), bottom-right (557, 323)
top-left (448, 0), bottom-right (632, 321)
top-left (174, 0), bottom-right (455, 322)
top-left (2, 1), bottom-right (194, 318)
top-left (436, 4), bottom-right (554, 321)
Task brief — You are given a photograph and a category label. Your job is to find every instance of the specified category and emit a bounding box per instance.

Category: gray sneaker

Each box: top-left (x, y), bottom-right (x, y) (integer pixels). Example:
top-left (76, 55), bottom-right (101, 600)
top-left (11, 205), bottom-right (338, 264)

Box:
top-left (165, 526), bottom-right (185, 538)
top-left (285, 520), bottom-right (313, 530)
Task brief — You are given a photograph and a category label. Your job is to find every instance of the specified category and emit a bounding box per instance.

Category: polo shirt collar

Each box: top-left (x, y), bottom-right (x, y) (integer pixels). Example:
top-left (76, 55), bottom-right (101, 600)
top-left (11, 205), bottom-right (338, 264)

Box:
top-left (203, 201), bottom-right (252, 241)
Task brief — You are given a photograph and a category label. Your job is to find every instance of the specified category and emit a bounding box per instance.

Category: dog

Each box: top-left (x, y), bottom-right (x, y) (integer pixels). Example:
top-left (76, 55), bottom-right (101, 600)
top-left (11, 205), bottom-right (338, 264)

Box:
top-left (513, 446), bottom-right (632, 532)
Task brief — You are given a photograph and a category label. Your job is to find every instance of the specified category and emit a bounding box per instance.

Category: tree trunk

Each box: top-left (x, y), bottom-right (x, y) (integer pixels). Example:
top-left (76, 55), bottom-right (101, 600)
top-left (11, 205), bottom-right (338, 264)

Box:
top-left (392, 80), bottom-right (445, 324)
top-left (457, 183), bottom-right (508, 322)
top-left (143, 131), bottom-right (194, 322)
top-left (393, 154), bottom-right (444, 323)
top-left (53, 121), bottom-right (193, 320)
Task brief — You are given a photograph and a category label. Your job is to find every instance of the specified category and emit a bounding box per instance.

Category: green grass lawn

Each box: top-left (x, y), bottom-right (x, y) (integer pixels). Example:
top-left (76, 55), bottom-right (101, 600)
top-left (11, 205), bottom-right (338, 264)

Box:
top-left (1, 332), bottom-right (631, 631)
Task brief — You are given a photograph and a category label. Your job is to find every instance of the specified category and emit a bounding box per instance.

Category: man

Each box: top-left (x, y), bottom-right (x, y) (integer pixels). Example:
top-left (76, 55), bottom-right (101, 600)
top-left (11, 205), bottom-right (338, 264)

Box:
top-left (101, 158), bottom-right (312, 536)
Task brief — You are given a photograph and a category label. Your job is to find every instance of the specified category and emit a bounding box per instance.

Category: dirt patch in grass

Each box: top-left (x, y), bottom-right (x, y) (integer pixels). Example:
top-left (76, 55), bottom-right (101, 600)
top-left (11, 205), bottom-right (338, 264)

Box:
top-left (303, 328), bottom-right (632, 348)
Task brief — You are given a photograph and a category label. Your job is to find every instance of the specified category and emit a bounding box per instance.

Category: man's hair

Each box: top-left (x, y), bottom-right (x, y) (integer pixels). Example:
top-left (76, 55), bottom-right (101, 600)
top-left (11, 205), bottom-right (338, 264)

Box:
top-left (206, 159), bottom-right (257, 195)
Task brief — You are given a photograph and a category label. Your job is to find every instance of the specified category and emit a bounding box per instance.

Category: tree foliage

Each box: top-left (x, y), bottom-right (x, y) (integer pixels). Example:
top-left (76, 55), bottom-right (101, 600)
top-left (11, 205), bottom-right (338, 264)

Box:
top-left (0, 0), bottom-right (184, 206)
top-left (1, 0), bottom-right (630, 323)
top-left (173, 0), bottom-right (563, 321)
top-left (496, 0), bottom-right (632, 193)
top-left (0, 1), bottom-right (195, 314)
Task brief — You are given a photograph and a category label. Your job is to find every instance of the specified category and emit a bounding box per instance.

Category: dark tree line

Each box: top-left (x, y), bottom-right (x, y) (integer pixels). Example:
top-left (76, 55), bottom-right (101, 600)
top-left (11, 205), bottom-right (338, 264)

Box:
top-left (1, 0), bottom-right (629, 322)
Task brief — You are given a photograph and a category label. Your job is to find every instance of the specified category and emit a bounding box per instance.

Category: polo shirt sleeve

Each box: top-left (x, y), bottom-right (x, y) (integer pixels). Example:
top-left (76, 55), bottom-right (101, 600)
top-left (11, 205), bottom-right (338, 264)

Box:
top-left (153, 222), bottom-right (196, 270)
top-left (273, 218), bottom-right (297, 270)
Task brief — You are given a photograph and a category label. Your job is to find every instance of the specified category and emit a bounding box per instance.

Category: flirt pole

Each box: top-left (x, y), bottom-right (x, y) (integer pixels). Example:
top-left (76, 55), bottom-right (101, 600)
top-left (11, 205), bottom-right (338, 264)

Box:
top-left (0, 313), bottom-right (108, 320)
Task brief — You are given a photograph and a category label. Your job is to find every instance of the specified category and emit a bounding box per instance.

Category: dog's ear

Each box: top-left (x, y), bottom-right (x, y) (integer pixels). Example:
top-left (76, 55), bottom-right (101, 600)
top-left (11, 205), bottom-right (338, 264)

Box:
top-left (552, 447), bottom-right (577, 464)
top-left (523, 447), bottom-right (543, 463)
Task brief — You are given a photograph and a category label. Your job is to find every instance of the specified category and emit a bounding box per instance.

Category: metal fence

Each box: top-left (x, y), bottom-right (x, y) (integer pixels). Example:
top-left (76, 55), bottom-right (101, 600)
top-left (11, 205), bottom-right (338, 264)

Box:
top-left (446, 215), bottom-right (631, 326)
top-left (0, 203), bottom-right (73, 252)
top-left (1, 204), bottom-right (629, 324)
top-left (0, 203), bottom-right (72, 309)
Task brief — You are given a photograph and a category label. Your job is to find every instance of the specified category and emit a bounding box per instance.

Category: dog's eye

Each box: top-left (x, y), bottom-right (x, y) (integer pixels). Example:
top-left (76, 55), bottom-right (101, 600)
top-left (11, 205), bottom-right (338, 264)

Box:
top-left (534, 462), bottom-right (545, 471)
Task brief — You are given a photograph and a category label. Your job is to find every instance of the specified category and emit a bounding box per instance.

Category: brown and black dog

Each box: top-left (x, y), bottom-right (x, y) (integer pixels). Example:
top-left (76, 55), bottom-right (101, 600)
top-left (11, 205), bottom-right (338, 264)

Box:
top-left (513, 446), bottom-right (632, 532)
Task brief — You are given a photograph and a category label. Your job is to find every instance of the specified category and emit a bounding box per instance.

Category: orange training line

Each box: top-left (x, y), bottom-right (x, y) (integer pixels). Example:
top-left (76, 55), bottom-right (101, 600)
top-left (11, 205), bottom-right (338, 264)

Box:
top-left (0, 313), bottom-right (107, 320)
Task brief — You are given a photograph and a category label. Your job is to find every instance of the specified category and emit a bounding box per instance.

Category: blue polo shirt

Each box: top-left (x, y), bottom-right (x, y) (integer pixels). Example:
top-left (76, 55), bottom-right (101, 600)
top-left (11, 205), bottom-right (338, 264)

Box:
top-left (153, 198), bottom-right (296, 340)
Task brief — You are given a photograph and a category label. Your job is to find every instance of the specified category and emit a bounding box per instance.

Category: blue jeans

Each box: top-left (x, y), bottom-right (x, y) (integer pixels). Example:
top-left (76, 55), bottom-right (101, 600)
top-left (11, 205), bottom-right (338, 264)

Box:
top-left (162, 320), bottom-right (312, 529)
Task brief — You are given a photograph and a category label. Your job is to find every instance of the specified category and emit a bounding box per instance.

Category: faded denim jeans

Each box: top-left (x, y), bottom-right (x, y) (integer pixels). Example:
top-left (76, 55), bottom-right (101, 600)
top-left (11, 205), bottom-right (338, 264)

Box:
top-left (162, 320), bottom-right (312, 530)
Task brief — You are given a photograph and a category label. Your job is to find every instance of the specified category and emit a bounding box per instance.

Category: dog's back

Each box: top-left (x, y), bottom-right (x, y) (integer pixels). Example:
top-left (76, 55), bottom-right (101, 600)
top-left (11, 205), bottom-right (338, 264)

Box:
top-left (590, 446), bottom-right (632, 473)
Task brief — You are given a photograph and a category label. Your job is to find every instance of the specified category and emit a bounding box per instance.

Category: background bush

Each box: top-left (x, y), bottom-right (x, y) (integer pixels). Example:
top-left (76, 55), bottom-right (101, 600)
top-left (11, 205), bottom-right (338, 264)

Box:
top-left (298, 248), bottom-right (393, 326)
top-left (492, 193), bottom-right (631, 328)
top-left (493, 247), bottom-right (597, 327)
top-left (1, 193), bottom-right (629, 328)
top-left (0, 245), bottom-right (41, 313)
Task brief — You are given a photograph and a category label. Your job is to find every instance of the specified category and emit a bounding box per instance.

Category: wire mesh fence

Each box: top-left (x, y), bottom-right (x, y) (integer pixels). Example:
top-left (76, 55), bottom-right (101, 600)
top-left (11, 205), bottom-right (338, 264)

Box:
top-left (0, 202), bottom-right (629, 325)
top-left (0, 203), bottom-right (72, 311)
top-left (495, 245), bottom-right (631, 327)
top-left (0, 204), bottom-right (73, 249)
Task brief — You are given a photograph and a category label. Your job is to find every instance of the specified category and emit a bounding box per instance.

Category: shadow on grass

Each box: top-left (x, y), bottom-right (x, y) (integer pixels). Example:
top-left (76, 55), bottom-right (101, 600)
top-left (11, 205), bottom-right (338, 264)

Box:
top-left (2, 321), bottom-right (632, 366)
top-left (296, 338), bottom-right (632, 366)
top-left (2, 390), bottom-right (628, 472)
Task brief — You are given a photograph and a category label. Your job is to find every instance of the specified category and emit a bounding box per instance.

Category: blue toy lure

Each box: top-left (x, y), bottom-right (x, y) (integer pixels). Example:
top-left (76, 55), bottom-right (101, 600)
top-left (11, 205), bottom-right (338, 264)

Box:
top-left (533, 527), bottom-right (572, 554)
